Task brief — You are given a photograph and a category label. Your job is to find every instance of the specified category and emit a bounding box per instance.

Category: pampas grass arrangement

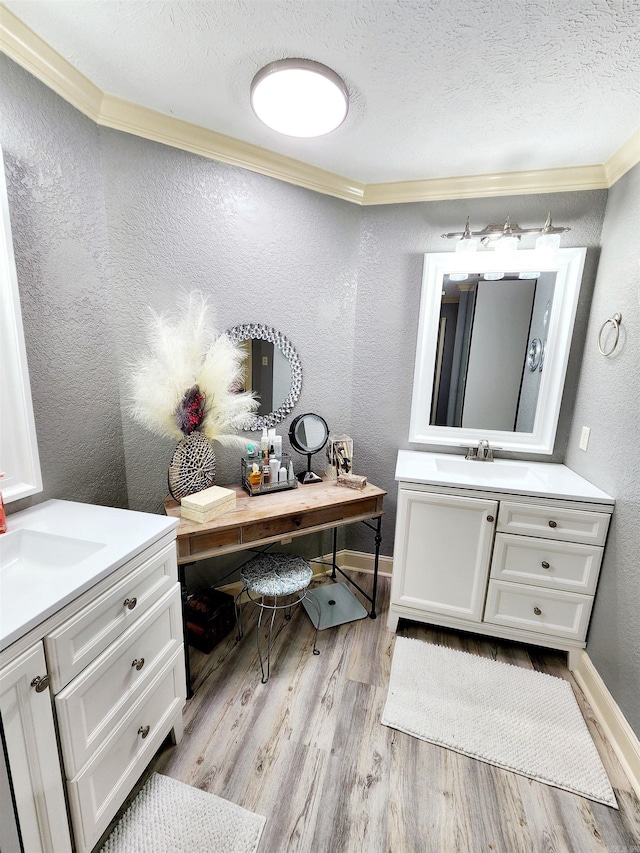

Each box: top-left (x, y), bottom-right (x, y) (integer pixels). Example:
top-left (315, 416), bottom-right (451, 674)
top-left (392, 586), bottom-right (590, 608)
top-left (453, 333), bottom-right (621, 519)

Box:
top-left (127, 292), bottom-right (257, 498)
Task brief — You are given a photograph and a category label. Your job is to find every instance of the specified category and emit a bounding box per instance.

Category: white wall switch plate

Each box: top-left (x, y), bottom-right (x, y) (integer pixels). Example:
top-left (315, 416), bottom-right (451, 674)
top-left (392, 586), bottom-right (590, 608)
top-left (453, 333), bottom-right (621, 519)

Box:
top-left (579, 426), bottom-right (591, 451)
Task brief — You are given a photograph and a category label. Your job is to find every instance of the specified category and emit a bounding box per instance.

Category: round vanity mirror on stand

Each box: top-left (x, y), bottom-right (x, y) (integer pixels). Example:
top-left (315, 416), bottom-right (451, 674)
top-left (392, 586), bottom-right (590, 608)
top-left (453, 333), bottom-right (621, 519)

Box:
top-left (289, 413), bottom-right (329, 484)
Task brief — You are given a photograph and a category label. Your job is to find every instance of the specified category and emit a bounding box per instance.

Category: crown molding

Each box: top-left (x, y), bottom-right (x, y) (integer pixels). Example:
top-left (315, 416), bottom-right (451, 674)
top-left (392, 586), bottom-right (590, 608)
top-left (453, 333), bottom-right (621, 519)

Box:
top-left (361, 164), bottom-right (612, 205)
top-left (0, 4), bottom-right (102, 119)
top-left (1, 5), bottom-right (637, 206)
top-left (98, 94), bottom-right (365, 203)
top-left (604, 127), bottom-right (640, 186)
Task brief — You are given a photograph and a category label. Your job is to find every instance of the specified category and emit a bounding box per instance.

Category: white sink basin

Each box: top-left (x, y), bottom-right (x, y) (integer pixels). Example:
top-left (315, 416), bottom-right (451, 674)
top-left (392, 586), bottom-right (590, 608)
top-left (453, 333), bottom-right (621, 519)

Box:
top-left (0, 529), bottom-right (106, 573)
top-left (434, 457), bottom-right (542, 483)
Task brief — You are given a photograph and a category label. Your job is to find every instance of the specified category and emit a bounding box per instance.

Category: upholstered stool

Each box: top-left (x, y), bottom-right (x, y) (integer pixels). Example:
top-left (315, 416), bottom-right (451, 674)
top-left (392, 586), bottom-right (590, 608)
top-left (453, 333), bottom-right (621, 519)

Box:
top-left (235, 552), bottom-right (320, 683)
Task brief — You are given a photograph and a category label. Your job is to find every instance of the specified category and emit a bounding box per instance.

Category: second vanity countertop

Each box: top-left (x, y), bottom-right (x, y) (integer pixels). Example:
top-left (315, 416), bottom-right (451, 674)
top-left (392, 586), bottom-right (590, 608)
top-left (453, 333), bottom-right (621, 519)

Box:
top-left (0, 499), bottom-right (179, 653)
top-left (396, 450), bottom-right (614, 504)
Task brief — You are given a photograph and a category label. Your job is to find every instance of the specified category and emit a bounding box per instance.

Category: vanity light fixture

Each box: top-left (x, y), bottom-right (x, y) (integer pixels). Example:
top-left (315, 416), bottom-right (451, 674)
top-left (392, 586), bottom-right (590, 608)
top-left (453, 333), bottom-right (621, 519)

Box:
top-left (250, 59), bottom-right (349, 137)
top-left (442, 212), bottom-right (570, 252)
top-left (450, 217), bottom-right (477, 281)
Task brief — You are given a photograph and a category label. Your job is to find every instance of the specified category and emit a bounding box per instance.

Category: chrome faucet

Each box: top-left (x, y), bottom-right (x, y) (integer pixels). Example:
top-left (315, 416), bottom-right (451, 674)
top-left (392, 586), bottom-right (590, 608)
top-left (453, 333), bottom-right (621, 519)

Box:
top-left (466, 439), bottom-right (494, 461)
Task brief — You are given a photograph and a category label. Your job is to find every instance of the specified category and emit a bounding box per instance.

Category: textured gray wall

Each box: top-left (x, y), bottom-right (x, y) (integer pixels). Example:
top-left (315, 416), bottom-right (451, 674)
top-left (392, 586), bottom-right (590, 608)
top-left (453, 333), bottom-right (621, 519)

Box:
top-left (0, 56), bottom-right (128, 513)
top-left (347, 193), bottom-right (607, 554)
top-left (564, 164), bottom-right (640, 734)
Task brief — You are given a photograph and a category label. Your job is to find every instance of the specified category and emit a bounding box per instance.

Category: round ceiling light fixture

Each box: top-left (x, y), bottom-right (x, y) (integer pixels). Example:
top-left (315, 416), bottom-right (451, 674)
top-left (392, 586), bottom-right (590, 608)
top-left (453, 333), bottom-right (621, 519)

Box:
top-left (250, 59), bottom-right (349, 138)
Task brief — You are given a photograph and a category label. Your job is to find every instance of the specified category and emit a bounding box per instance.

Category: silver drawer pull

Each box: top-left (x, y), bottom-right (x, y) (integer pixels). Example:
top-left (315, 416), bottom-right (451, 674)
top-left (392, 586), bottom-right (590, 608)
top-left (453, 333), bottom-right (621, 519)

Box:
top-left (30, 674), bottom-right (50, 693)
top-left (541, 561), bottom-right (550, 569)
top-left (131, 658), bottom-right (145, 671)
top-left (548, 520), bottom-right (557, 529)
top-left (124, 597), bottom-right (137, 610)
top-left (138, 725), bottom-right (150, 739)
top-left (533, 606), bottom-right (542, 616)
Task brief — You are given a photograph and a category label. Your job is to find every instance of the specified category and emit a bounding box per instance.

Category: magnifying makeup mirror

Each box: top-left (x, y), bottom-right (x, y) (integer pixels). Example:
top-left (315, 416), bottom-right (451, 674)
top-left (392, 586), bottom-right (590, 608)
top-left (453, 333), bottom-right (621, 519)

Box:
top-left (288, 413), bottom-right (329, 484)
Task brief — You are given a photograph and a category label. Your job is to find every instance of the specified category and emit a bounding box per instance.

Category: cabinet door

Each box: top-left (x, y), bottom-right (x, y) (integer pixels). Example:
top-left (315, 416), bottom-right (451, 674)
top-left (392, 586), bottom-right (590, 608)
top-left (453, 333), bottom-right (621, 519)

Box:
top-left (0, 642), bottom-right (72, 853)
top-left (392, 489), bottom-right (497, 621)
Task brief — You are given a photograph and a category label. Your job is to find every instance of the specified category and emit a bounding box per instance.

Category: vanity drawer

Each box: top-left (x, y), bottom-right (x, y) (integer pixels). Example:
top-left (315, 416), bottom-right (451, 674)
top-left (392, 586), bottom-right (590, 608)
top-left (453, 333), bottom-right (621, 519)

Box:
top-left (484, 580), bottom-right (593, 640)
top-left (490, 533), bottom-right (603, 594)
top-left (66, 650), bottom-right (185, 853)
top-left (497, 502), bottom-right (609, 546)
top-left (56, 584), bottom-right (182, 777)
top-left (46, 541), bottom-right (178, 692)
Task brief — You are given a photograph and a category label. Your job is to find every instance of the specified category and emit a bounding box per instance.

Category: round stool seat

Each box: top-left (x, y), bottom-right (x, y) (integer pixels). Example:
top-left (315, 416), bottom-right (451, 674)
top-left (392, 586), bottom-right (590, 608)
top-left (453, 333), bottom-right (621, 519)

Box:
top-left (241, 553), bottom-right (312, 597)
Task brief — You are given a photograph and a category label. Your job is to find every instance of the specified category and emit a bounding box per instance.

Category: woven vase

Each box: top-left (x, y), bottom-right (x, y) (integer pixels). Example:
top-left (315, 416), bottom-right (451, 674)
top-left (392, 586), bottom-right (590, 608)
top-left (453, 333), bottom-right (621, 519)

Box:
top-left (168, 431), bottom-right (216, 501)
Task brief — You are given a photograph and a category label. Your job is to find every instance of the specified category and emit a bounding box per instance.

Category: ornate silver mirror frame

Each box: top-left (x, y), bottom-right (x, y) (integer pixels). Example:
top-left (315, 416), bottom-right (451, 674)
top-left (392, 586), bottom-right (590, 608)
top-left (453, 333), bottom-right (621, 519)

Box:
top-left (226, 324), bottom-right (302, 431)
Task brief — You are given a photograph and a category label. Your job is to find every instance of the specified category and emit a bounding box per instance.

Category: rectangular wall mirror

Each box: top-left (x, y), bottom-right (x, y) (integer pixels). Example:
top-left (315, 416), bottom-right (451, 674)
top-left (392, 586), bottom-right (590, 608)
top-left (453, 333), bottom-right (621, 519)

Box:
top-left (409, 247), bottom-right (586, 455)
top-left (0, 147), bottom-right (42, 501)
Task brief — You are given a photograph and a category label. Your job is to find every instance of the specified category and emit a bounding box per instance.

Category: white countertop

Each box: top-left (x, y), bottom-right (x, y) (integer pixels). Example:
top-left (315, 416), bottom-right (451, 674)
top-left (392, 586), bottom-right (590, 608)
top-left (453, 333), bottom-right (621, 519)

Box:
top-left (0, 500), bottom-right (178, 652)
top-left (396, 450), bottom-right (614, 504)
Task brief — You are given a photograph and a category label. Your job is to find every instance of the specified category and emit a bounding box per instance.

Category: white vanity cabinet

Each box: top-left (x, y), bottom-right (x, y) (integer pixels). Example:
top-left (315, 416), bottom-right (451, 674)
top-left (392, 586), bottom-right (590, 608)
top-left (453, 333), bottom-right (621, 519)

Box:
top-left (0, 642), bottom-right (72, 853)
top-left (392, 489), bottom-right (497, 622)
top-left (0, 500), bottom-right (184, 853)
top-left (389, 454), bottom-right (614, 668)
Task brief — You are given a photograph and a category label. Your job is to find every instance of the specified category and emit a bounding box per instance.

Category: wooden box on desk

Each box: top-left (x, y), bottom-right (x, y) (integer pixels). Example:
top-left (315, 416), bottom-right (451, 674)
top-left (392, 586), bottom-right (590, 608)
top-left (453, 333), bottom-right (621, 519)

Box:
top-left (180, 485), bottom-right (236, 523)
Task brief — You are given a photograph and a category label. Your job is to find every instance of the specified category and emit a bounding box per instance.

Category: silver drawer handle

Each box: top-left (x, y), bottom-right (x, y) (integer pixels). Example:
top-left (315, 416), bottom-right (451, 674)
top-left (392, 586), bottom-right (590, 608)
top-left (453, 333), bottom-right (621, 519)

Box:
top-left (541, 561), bottom-right (550, 569)
top-left (30, 674), bottom-right (50, 693)
top-left (533, 607), bottom-right (542, 616)
top-left (124, 597), bottom-right (137, 610)
top-left (131, 658), bottom-right (145, 671)
top-left (138, 725), bottom-right (150, 739)
top-left (548, 520), bottom-right (557, 529)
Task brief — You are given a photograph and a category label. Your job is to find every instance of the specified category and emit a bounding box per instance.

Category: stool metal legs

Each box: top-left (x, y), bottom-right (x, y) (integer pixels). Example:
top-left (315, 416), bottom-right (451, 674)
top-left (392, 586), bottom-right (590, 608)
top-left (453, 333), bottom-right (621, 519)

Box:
top-left (235, 587), bottom-right (321, 683)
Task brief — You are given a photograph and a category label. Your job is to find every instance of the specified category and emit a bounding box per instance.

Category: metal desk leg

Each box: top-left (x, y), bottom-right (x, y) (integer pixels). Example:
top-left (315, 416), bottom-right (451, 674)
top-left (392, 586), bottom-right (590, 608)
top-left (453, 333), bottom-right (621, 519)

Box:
top-left (369, 515), bottom-right (382, 619)
top-left (331, 527), bottom-right (338, 579)
top-left (178, 562), bottom-right (193, 700)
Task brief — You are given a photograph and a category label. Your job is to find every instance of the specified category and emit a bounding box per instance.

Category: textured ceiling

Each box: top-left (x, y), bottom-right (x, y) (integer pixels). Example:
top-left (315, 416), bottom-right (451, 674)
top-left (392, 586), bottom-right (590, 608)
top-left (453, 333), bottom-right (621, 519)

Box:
top-left (4, 0), bottom-right (640, 184)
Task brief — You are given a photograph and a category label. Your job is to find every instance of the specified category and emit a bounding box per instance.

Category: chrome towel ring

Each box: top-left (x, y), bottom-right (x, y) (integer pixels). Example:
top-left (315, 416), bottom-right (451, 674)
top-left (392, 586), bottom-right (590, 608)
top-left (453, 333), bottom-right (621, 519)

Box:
top-left (598, 313), bottom-right (622, 356)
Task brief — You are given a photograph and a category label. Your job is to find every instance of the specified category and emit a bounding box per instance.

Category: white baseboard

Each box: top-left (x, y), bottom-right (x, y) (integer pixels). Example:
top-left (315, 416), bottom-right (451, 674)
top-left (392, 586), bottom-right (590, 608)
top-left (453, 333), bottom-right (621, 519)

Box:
top-left (319, 548), bottom-right (393, 577)
top-left (572, 651), bottom-right (640, 800)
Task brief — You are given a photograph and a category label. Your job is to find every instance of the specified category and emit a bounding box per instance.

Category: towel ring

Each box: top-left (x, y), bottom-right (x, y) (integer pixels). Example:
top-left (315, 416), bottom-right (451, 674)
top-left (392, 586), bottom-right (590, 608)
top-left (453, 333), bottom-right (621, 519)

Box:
top-left (598, 313), bottom-right (622, 357)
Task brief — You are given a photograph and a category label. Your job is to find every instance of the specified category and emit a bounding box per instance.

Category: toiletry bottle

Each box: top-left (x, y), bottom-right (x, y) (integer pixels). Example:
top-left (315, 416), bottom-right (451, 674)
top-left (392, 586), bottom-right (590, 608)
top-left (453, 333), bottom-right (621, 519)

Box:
top-left (274, 434), bottom-right (282, 460)
top-left (0, 473), bottom-right (6, 534)
top-left (269, 456), bottom-right (280, 483)
top-left (262, 460), bottom-right (271, 484)
top-left (246, 443), bottom-right (258, 461)
top-left (261, 428), bottom-right (269, 462)
top-left (249, 463), bottom-right (262, 489)
top-left (278, 466), bottom-right (287, 483)
top-left (288, 459), bottom-right (295, 482)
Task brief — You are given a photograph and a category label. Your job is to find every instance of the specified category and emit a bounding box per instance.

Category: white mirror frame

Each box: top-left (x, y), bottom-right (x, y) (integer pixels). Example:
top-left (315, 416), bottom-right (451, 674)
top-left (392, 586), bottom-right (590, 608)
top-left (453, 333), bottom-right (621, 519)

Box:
top-left (0, 147), bottom-right (42, 501)
top-left (409, 247), bottom-right (586, 455)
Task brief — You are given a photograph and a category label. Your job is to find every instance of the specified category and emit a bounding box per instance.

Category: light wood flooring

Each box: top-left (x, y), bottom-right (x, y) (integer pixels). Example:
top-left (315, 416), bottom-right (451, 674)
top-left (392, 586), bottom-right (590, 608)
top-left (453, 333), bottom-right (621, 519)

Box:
top-left (144, 572), bottom-right (639, 853)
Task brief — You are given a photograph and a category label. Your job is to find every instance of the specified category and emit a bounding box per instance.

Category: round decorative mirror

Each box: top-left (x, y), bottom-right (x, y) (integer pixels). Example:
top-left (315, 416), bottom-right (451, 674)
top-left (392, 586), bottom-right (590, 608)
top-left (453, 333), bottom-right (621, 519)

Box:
top-left (289, 413), bottom-right (329, 484)
top-left (225, 324), bottom-right (302, 431)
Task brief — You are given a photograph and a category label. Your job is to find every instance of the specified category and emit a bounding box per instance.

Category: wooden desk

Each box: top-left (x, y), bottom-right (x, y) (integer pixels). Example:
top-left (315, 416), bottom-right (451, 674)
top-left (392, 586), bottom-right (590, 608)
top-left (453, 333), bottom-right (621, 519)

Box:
top-left (165, 480), bottom-right (386, 695)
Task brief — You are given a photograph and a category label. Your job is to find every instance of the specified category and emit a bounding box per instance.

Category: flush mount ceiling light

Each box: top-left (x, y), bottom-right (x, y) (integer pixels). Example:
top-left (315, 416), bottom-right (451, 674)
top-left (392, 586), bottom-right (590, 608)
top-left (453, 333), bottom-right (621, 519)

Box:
top-left (250, 59), bottom-right (349, 137)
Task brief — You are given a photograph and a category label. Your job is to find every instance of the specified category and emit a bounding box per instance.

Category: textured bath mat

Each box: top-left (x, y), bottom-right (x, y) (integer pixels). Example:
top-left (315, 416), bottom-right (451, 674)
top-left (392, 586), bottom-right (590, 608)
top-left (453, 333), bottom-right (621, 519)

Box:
top-left (382, 637), bottom-right (617, 808)
top-left (100, 773), bottom-right (266, 853)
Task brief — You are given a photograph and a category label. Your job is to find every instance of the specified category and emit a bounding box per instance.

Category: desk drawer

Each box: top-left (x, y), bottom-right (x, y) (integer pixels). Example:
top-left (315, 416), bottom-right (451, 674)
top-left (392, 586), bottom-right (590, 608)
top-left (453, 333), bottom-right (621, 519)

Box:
top-left (56, 585), bottom-right (182, 777)
top-left (490, 533), bottom-right (603, 594)
top-left (484, 580), bottom-right (593, 641)
top-left (66, 651), bottom-right (185, 853)
top-left (497, 502), bottom-right (609, 545)
top-left (46, 541), bottom-right (177, 692)
top-left (242, 498), bottom-right (379, 543)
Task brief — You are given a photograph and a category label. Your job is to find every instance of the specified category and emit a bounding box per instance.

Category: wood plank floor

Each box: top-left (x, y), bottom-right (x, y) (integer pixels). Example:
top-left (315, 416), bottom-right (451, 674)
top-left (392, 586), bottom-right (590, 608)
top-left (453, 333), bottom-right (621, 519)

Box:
top-left (145, 572), bottom-right (640, 853)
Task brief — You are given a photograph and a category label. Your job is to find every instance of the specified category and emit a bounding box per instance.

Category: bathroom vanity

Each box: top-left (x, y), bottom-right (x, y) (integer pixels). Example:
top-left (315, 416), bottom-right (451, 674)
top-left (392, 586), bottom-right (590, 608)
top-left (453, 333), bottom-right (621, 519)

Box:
top-left (0, 500), bottom-right (184, 853)
top-left (388, 451), bottom-right (614, 668)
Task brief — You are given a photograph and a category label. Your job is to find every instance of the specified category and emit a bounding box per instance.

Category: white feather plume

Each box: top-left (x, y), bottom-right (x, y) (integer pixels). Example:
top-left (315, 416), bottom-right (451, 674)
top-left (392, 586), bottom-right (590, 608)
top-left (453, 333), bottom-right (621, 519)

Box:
top-left (127, 291), bottom-right (257, 445)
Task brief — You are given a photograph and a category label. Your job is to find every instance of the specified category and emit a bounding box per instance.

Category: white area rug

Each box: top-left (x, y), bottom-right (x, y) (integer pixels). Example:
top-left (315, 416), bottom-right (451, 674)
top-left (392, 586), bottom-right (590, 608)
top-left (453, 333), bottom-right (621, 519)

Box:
top-left (100, 773), bottom-right (266, 853)
top-left (382, 637), bottom-right (617, 808)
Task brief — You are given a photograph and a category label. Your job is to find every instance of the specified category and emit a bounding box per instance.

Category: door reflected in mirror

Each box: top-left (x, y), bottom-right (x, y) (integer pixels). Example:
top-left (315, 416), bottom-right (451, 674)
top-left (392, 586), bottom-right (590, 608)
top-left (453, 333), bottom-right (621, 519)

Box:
top-left (432, 272), bottom-right (555, 432)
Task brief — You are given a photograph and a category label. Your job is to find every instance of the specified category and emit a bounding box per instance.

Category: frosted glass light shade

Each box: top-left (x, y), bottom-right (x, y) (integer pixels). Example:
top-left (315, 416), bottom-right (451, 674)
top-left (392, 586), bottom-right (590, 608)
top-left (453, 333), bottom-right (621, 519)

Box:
top-left (455, 237), bottom-right (478, 253)
top-left (536, 233), bottom-right (562, 254)
top-left (251, 59), bottom-right (349, 137)
top-left (494, 235), bottom-right (519, 253)
top-left (484, 271), bottom-right (504, 281)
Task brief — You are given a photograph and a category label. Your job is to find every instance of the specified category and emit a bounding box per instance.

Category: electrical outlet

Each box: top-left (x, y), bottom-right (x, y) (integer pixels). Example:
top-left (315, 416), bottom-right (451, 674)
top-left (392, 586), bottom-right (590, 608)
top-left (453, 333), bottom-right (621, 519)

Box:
top-left (579, 426), bottom-right (591, 452)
